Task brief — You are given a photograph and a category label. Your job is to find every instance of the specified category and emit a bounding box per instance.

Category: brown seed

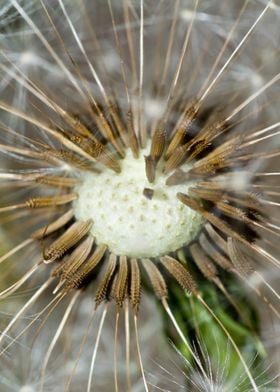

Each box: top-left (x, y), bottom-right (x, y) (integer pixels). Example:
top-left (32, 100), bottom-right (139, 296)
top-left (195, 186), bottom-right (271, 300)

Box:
top-left (130, 258), bottom-right (141, 312)
top-left (165, 99), bottom-right (200, 159)
top-left (199, 232), bottom-right (232, 271)
top-left (204, 223), bottom-right (228, 255)
top-left (115, 256), bottom-right (129, 308)
top-left (54, 236), bottom-right (94, 281)
top-left (227, 237), bottom-right (254, 277)
top-left (150, 127), bottom-right (166, 161)
top-left (26, 193), bottom-right (77, 209)
top-left (145, 155), bottom-right (156, 183)
top-left (43, 219), bottom-right (93, 263)
top-left (190, 136), bottom-right (242, 175)
top-left (95, 253), bottom-right (117, 306)
top-left (160, 255), bottom-right (196, 293)
top-left (35, 175), bottom-right (80, 188)
top-left (190, 243), bottom-right (218, 280)
top-left (126, 108), bottom-right (139, 158)
top-left (141, 258), bottom-right (167, 299)
top-left (164, 145), bottom-right (187, 174)
top-left (67, 244), bottom-right (107, 290)
top-left (177, 193), bottom-right (249, 246)
top-left (44, 149), bottom-right (93, 170)
top-left (143, 188), bottom-right (154, 200)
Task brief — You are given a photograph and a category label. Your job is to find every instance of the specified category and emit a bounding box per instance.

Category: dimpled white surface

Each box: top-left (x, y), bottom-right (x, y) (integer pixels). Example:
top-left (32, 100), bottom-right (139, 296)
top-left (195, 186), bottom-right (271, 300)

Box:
top-left (74, 147), bottom-right (203, 257)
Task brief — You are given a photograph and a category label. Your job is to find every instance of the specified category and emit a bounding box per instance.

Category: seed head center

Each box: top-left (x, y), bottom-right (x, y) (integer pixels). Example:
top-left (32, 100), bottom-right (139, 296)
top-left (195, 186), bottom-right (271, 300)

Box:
top-left (74, 147), bottom-right (203, 257)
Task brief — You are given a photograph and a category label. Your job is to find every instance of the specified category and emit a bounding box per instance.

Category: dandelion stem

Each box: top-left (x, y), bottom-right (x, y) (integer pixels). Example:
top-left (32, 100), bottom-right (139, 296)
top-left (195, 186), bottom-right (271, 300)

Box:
top-left (1, 293), bottom-right (65, 355)
top-left (87, 304), bottom-right (108, 392)
top-left (134, 312), bottom-right (149, 392)
top-left (66, 302), bottom-right (97, 391)
top-left (0, 277), bottom-right (52, 347)
top-left (125, 300), bottom-right (132, 392)
top-left (40, 291), bottom-right (80, 391)
top-left (114, 310), bottom-right (120, 392)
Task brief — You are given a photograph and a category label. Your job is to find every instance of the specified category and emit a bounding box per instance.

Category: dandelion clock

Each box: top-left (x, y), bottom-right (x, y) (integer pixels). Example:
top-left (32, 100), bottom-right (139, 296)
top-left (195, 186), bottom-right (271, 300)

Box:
top-left (0, 1), bottom-right (279, 391)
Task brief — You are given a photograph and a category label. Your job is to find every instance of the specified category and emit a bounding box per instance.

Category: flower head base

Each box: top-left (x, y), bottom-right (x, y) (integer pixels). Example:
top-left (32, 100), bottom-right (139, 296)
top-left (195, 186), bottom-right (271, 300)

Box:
top-left (74, 145), bottom-right (203, 258)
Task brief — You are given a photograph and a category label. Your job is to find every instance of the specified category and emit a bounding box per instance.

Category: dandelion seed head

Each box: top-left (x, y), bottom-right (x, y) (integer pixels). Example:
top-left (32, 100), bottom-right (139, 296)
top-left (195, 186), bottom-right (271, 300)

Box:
top-left (0, 0), bottom-right (279, 389)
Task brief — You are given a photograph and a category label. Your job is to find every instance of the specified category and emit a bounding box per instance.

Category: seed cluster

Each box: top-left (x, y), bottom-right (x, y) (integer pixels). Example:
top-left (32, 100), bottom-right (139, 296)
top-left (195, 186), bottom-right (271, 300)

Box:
top-left (0, 63), bottom-right (277, 312)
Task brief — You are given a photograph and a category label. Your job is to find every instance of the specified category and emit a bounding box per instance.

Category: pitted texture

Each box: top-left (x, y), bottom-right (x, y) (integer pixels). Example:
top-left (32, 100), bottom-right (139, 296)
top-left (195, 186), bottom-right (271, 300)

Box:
top-left (74, 147), bottom-right (203, 257)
